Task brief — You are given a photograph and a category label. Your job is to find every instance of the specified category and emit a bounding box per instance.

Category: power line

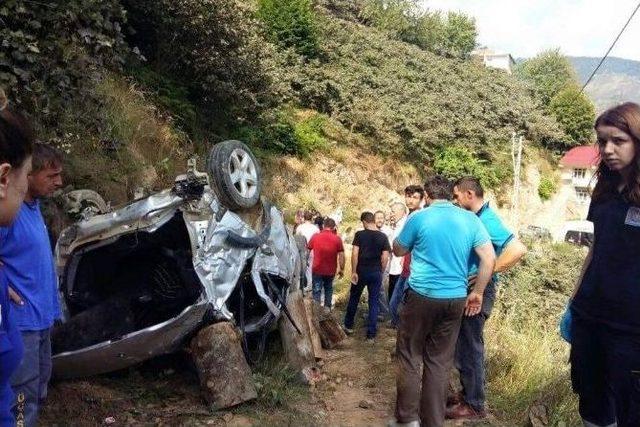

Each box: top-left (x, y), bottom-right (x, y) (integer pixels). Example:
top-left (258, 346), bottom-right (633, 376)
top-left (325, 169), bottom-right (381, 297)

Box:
top-left (582, 0), bottom-right (640, 92)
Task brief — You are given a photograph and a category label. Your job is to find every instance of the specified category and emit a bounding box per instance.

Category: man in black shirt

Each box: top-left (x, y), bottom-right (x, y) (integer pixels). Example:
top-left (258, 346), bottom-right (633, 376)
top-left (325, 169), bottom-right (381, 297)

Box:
top-left (343, 211), bottom-right (391, 341)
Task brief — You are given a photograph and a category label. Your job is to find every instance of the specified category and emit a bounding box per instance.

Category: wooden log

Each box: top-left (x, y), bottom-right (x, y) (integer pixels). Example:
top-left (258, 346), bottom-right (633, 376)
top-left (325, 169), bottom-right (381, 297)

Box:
top-left (310, 303), bottom-right (346, 349)
top-left (303, 298), bottom-right (325, 360)
top-left (190, 322), bottom-right (257, 409)
top-left (278, 290), bottom-right (319, 384)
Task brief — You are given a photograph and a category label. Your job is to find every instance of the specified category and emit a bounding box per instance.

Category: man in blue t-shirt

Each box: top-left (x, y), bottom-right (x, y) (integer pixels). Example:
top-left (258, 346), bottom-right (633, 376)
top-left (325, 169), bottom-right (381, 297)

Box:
top-left (1, 143), bottom-right (63, 426)
top-left (447, 177), bottom-right (527, 420)
top-left (391, 176), bottom-right (496, 427)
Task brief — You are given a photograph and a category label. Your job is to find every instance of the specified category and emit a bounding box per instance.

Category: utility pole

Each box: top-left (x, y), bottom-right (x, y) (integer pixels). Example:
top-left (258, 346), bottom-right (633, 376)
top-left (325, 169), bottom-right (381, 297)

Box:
top-left (511, 132), bottom-right (524, 231)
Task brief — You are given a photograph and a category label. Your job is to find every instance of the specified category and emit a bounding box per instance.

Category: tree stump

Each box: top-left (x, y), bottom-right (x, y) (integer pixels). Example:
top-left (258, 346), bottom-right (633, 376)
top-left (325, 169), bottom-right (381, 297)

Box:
top-left (309, 302), bottom-right (346, 349)
top-left (190, 322), bottom-right (257, 409)
top-left (304, 298), bottom-right (325, 360)
top-left (278, 290), bottom-right (319, 383)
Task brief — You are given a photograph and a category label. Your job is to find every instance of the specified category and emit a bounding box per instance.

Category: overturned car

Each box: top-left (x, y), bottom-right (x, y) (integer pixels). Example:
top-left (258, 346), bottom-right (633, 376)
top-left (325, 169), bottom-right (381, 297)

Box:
top-left (51, 141), bottom-right (301, 380)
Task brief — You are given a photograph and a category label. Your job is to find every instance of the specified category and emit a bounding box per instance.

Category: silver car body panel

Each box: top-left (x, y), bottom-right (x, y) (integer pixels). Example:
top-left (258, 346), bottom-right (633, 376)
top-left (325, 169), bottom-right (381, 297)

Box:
top-left (53, 187), bottom-right (299, 378)
top-left (52, 302), bottom-right (209, 379)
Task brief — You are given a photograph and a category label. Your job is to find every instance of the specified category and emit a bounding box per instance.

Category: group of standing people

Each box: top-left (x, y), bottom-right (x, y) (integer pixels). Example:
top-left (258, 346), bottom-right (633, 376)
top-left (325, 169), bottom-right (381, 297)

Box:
top-left (0, 93), bottom-right (64, 427)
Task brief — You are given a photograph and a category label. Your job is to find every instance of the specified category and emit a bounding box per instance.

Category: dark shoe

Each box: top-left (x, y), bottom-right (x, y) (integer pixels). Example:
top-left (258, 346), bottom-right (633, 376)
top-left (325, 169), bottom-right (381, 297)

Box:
top-left (446, 391), bottom-right (463, 407)
top-left (445, 402), bottom-right (487, 420)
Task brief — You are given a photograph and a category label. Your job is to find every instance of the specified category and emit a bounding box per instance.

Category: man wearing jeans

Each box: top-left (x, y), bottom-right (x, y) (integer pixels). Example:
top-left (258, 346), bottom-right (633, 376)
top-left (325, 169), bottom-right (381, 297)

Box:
top-left (308, 217), bottom-right (344, 309)
top-left (343, 211), bottom-right (390, 341)
top-left (447, 177), bottom-right (527, 419)
top-left (389, 185), bottom-right (424, 327)
top-left (2, 143), bottom-right (63, 426)
top-left (391, 176), bottom-right (495, 427)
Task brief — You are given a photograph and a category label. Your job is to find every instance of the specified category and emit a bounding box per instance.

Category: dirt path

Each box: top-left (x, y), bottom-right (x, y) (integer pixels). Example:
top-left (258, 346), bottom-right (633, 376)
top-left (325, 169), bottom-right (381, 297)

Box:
top-left (41, 310), bottom-right (498, 426)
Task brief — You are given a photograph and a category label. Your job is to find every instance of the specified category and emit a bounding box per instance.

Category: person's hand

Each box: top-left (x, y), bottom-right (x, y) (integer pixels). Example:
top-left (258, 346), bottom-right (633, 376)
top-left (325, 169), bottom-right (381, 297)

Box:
top-left (351, 273), bottom-right (358, 284)
top-left (8, 286), bottom-right (24, 305)
top-left (465, 291), bottom-right (482, 316)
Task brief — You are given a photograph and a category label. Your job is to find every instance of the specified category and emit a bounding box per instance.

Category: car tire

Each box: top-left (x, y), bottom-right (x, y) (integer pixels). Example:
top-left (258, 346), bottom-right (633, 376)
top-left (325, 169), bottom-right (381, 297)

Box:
top-left (64, 189), bottom-right (109, 218)
top-left (207, 140), bottom-right (262, 211)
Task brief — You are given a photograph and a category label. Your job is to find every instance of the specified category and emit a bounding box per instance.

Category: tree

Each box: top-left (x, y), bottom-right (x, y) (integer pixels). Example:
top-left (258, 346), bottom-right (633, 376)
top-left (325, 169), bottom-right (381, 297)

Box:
top-left (257, 0), bottom-right (320, 58)
top-left (436, 12), bottom-right (477, 58)
top-left (517, 49), bottom-right (578, 106)
top-left (360, 0), bottom-right (476, 58)
top-left (548, 86), bottom-right (596, 147)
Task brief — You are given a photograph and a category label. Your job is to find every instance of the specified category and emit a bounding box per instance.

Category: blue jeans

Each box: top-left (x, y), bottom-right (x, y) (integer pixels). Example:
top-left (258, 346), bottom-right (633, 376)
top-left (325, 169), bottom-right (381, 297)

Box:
top-left (389, 276), bottom-right (408, 327)
top-left (344, 271), bottom-right (382, 338)
top-left (11, 329), bottom-right (52, 427)
top-left (312, 274), bottom-right (334, 308)
top-left (570, 313), bottom-right (640, 427)
top-left (453, 282), bottom-right (496, 411)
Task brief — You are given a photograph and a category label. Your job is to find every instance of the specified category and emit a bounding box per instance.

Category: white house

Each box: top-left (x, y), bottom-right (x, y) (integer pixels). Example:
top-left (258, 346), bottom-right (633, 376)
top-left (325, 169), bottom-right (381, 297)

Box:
top-left (559, 145), bottom-right (599, 217)
top-left (470, 47), bottom-right (516, 74)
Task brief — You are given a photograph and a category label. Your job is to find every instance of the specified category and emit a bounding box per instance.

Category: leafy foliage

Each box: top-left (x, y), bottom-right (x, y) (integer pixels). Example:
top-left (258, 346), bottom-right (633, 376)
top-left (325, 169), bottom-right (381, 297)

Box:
top-left (433, 145), bottom-right (506, 189)
top-left (549, 86), bottom-right (595, 146)
top-left (517, 50), bottom-right (595, 148)
top-left (0, 0), bottom-right (130, 128)
top-left (359, 0), bottom-right (477, 58)
top-left (257, 0), bottom-right (320, 57)
top-left (537, 175), bottom-right (557, 200)
top-left (122, 0), bottom-right (284, 126)
top-left (233, 109), bottom-right (327, 156)
top-left (517, 50), bottom-right (578, 106)
top-left (289, 17), bottom-right (563, 182)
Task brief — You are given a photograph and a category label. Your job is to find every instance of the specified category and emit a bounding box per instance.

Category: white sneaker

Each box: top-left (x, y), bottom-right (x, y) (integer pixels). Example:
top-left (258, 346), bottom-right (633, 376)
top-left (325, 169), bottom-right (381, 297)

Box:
top-left (387, 419), bottom-right (420, 427)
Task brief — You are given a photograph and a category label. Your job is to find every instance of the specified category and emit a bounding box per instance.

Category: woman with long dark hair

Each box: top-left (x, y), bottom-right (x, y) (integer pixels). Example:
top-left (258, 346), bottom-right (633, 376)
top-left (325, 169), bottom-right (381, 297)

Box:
top-left (0, 90), bottom-right (34, 427)
top-left (569, 102), bottom-right (640, 427)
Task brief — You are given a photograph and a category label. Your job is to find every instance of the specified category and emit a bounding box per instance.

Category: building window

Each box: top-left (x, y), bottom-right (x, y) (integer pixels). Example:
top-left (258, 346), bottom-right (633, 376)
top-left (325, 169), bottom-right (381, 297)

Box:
top-left (575, 187), bottom-right (590, 203)
top-left (573, 168), bottom-right (586, 179)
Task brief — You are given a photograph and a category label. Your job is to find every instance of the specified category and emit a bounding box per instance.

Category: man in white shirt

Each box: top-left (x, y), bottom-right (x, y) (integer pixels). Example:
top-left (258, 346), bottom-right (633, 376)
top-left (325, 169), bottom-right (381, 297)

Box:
top-left (388, 202), bottom-right (408, 301)
top-left (295, 211), bottom-right (320, 290)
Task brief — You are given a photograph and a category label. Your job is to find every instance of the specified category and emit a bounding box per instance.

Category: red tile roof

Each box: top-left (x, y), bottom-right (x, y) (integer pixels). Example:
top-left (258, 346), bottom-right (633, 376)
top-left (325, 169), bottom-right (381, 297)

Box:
top-left (559, 145), bottom-right (600, 169)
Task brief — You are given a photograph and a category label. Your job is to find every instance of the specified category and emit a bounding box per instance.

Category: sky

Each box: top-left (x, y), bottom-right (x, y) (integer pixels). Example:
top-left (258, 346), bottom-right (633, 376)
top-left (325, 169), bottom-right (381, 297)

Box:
top-left (421, 0), bottom-right (640, 61)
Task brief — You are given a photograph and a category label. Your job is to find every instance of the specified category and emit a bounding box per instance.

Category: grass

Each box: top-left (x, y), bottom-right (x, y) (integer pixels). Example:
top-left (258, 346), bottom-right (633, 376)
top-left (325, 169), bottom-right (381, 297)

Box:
top-left (485, 242), bottom-right (583, 426)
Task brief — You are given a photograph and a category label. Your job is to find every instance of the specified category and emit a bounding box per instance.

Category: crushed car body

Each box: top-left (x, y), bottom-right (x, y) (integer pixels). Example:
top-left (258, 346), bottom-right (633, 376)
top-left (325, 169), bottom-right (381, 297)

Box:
top-left (50, 141), bottom-right (300, 379)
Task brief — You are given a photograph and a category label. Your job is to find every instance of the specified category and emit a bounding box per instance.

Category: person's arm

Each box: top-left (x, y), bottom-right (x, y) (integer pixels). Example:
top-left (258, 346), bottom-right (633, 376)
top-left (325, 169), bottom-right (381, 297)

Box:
top-left (337, 251), bottom-right (345, 278)
top-left (465, 242), bottom-right (496, 316)
top-left (351, 245), bottom-right (359, 283)
top-left (393, 239), bottom-right (408, 257)
top-left (494, 238), bottom-right (527, 273)
top-left (381, 250), bottom-right (390, 272)
top-left (571, 239), bottom-right (594, 298)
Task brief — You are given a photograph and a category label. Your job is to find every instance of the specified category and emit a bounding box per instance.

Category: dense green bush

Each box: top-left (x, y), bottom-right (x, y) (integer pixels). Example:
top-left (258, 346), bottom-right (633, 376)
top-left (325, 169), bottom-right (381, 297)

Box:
top-left (433, 145), bottom-right (506, 189)
top-left (233, 109), bottom-right (327, 156)
top-left (122, 0), bottom-right (284, 126)
top-left (537, 175), bottom-right (557, 200)
top-left (359, 0), bottom-right (477, 58)
top-left (549, 86), bottom-right (596, 146)
top-left (517, 50), bottom-right (595, 149)
top-left (0, 0), bottom-right (129, 129)
top-left (257, 0), bottom-right (320, 57)
top-left (289, 17), bottom-right (564, 175)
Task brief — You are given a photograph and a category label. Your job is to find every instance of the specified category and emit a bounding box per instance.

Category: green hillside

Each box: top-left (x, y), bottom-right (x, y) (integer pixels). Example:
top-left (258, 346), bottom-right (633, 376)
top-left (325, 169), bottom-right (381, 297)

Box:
top-left (0, 0), bottom-right (568, 201)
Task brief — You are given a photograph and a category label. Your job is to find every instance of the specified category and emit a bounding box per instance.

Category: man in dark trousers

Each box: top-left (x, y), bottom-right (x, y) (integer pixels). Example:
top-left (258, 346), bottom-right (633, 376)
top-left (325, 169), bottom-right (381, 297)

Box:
top-left (447, 177), bottom-right (527, 419)
top-left (2, 143), bottom-right (63, 427)
top-left (391, 176), bottom-right (496, 427)
top-left (308, 217), bottom-right (345, 309)
top-left (343, 211), bottom-right (390, 342)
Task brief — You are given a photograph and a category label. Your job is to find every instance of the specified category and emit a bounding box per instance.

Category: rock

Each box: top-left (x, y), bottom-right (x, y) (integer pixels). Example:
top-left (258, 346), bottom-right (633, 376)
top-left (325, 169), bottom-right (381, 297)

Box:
top-left (358, 400), bottom-right (372, 409)
top-left (222, 413), bottom-right (234, 422)
top-left (348, 381), bottom-right (354, 387)
top-left (336, 377), bottom-right (342, 384)
top-left (190, 322), bottom-right (257, 409)
top-left (527, 404), bottom-right (549, 427)
top-left (103, 417), bottom-right (116, 425)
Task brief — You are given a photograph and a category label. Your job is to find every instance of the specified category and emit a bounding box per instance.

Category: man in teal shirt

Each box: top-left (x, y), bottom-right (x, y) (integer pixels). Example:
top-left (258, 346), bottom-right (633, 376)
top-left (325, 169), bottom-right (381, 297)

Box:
top-left (447, 177), bottom-right (527, 420)
top-left (391, 175), bottom-right (496, 427)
